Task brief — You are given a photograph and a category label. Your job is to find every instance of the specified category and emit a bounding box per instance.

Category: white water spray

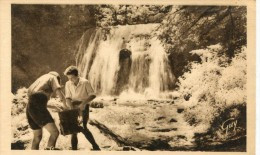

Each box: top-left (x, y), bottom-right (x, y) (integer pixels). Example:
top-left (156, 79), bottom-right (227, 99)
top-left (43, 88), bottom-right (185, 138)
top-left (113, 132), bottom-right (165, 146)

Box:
top-left (76, 24), bottom-right (175, 98)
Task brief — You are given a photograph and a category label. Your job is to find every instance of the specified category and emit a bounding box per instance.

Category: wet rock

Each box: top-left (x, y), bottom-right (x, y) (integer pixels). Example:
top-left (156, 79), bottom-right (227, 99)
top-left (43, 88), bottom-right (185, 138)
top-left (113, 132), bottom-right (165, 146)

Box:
top-left (102, 145), bottom-right (111, 149)
top-left (145, 139), bottom-right (171, 150)
top-left (119, 49), bottom-right (131, 60)
top-left (123, 146), bottom-right (136, 151)
top-left (169, 118), bottom-right (177, 123)
top-left (177, 108), bottom-right (184, 113)
top-left (151, 128), bottom-right (177, 132)
top-left (184, 94), bottom-right (191, 101)
top-left (11, 140), bottom-right (26, 150)
top-left (135, 123), bottom-right (140, 126)
top-left (116, 52), bottom-right (132, 94)
top-left (155, 116), bottom-right (166, 121)
top-left (17, 125), bottom-right (28, 131)
top-left (173, 96), bottom-right (179, 100)
top-left (177, 135), bottom-right (187, 140)
top-left (91, 102), bottom-right (104, 108)
top-left (136, 127), bottom-right (145, 130)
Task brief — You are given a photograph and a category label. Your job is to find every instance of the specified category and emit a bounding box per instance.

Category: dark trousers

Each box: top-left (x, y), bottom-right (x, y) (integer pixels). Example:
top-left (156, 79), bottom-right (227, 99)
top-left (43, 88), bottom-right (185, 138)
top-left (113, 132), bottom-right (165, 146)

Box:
top-left (71, 103), bottom-right (99, 150)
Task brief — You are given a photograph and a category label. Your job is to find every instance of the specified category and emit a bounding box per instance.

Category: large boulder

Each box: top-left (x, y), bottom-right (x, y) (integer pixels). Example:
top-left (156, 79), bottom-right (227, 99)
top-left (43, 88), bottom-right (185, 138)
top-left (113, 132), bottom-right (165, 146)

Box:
top-left (115, 49), bottom-right (132, 95)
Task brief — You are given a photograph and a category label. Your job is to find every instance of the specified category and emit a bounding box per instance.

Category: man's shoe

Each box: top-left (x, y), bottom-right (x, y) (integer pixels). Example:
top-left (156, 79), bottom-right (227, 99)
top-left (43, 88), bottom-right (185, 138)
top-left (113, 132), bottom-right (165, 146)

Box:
top-left (92, 146), bottom-right (101, 151)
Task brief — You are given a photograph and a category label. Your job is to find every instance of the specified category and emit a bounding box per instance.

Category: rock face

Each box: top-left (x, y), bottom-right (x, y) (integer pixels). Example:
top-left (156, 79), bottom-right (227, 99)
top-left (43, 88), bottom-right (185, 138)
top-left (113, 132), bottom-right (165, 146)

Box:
top-left (11, 5), bottom-right (95, 92)
top-left (119, 49), bottom-right (132, 60)
top-left (116, 49), bottom-right (132, 95)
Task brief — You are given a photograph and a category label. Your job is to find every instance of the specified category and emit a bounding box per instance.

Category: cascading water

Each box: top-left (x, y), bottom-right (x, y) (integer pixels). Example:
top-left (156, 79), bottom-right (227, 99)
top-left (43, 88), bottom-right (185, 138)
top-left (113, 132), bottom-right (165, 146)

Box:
top-left (76, 24), bottom-right (175, 98)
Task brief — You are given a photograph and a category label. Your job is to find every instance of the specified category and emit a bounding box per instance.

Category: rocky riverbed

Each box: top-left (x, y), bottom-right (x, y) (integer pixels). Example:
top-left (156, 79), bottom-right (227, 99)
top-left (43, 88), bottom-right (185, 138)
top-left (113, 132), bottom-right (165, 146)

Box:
top-left (11, 90), bottom-right (246, 151)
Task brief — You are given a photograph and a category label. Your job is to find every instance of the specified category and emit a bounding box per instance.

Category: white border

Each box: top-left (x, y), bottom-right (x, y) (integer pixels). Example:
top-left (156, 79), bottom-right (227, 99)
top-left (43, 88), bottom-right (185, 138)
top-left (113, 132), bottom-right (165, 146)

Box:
top-left (0, 0), bottom-right (256, 155)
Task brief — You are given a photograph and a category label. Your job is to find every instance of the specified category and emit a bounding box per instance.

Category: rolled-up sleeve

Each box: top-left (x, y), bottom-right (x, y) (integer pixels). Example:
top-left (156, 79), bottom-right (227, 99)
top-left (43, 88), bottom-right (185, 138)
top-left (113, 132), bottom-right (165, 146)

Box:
top-left (65, 82), bottom-right (72, 99)
top-left (51, 76), bottom-right (61, 91)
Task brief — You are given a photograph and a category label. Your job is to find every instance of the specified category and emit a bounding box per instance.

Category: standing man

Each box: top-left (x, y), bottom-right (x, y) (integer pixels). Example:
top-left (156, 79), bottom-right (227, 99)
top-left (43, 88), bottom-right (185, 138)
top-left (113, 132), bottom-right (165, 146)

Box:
top-left (26, 71), bottom-right (67, 150)
top-left (64, 66), bottom-right (100, 150)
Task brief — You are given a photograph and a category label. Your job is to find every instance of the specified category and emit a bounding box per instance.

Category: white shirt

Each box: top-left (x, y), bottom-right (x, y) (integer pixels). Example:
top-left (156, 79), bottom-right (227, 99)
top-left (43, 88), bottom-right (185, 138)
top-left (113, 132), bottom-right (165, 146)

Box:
top-left (65, 77), bottom-right (95, 101)
top-left (28, 73), bottom-right (61, 98)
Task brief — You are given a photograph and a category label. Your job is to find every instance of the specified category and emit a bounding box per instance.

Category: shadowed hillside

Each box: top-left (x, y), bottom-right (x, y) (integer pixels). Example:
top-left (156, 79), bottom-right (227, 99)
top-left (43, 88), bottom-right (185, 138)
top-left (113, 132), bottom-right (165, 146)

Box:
top-left (11, 5), bottom-right (95, 92)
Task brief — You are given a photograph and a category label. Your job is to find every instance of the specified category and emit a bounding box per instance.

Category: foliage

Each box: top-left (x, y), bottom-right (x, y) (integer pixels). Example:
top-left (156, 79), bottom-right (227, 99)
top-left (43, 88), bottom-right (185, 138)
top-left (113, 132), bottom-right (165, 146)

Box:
top-left (92, 5), bottom-right (171, 27)
top-left (90, 5), bottom-right (172, 38)
top-left (176, 45), bottom-right (246, 133)
top-left (156, 6), bottom-right (246, 78)
top-left (12, 88), bottom-right (28, 116)
top-left (158, 6), bottom-right (246, 57)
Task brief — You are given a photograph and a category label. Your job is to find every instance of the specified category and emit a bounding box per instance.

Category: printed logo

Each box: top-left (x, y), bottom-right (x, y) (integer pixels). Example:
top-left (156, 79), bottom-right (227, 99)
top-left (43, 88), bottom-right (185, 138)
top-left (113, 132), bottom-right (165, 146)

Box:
top-left (221, 118), bottom-right (238, 136)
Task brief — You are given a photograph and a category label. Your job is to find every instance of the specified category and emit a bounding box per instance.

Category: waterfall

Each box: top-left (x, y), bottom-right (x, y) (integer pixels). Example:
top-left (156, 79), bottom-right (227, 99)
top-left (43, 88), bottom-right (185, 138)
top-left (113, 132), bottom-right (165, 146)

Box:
top-left (76, 24), bottom-right (175, 98)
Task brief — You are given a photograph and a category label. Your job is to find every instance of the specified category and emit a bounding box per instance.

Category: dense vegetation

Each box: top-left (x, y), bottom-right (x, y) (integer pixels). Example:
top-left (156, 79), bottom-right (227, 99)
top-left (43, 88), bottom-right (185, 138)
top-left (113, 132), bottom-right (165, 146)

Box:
top-left (157, 6), bottom-right (246, 77)
top-left (177, 45), bottom-right (246, 132)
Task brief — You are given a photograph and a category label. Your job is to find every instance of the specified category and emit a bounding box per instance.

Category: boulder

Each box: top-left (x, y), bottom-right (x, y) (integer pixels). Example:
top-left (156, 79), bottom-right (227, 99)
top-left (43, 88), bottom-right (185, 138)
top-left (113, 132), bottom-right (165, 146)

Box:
top-left (119, 49), bottom-right (132, 60)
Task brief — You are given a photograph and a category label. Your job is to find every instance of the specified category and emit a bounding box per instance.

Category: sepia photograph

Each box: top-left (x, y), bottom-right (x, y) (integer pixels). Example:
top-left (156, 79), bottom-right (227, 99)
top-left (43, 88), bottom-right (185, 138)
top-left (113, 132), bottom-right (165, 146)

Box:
top-left (0, 0), bottom-right (256, 154)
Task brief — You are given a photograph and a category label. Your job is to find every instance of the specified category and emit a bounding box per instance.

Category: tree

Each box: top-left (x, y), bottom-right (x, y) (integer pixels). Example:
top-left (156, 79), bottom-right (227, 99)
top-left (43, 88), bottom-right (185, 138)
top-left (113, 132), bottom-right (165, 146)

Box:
top-left (158, 6), bottom-right (246, 59)
top-left (156, 6), bottom-right (246, 78)
top-left (91, 5), bottom-right (172, 27)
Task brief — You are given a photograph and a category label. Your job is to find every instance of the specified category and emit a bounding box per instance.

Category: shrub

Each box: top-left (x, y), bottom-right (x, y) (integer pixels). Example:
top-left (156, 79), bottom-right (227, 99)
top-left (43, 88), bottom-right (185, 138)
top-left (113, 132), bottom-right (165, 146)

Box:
top-left (176, 45), bottom-right (246, 133)
top-left (12, 87), bottom-right (28, 116)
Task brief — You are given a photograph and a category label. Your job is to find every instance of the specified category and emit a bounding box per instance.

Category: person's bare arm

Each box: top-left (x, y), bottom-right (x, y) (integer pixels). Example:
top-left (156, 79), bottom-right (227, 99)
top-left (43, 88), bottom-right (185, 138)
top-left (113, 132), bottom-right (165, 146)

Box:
top-left (56, 88), bottom-right (69, 109)
top-left (79, 95), bottom-right (96, 111)
top-left (83, 95), bottom-right (96, 104)
top-left (66, 98), bottom-right (73, 109)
